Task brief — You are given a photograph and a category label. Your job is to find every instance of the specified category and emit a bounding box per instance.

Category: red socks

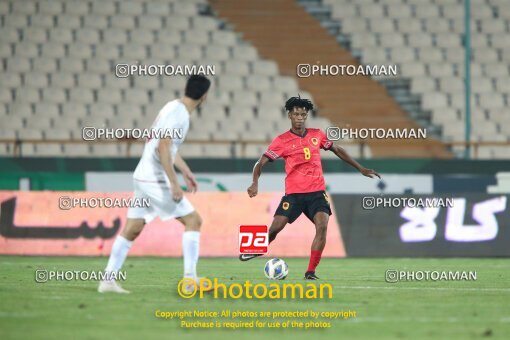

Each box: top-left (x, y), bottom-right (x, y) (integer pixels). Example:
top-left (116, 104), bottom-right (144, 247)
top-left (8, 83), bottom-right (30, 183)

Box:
top-left (307, 250), bottom-right (323, 272)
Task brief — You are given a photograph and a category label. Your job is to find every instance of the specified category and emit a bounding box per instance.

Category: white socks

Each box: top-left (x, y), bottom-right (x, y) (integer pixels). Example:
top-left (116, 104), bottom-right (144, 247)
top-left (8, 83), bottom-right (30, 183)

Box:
top-left (105, 235), bottom-right (133, 277)
top-left (104, 232), bottom-right (200, 280)
top-left (182, 231), bottom-right (200, 278)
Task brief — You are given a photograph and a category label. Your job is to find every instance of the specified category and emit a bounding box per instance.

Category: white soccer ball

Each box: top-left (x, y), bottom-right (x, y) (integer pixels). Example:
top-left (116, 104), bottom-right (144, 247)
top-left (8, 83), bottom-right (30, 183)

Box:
top-left (264, 258), bottom-right (289, 280)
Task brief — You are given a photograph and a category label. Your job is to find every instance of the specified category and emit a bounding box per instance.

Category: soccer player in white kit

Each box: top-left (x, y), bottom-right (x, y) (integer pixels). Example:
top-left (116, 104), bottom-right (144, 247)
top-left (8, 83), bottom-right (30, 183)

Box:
top-left (98, 75), bottom-right (211, 294)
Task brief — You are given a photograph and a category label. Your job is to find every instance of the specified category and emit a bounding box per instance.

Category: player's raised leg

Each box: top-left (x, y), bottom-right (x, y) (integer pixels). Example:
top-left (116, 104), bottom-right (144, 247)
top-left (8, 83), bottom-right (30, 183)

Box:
top-left (268, 215), bottom-right (289, 243)
top-left (98, 218), bottom-right (145, 293)
top-left (305, 211), bottom-right (329, 280)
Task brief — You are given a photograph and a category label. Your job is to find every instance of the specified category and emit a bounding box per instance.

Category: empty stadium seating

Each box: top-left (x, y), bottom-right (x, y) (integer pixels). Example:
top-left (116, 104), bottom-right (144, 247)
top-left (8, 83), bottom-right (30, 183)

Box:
top-left (2, 0), bottom-right (507, 159)
top-left (320, 0), bottom-right (510, 158)
top-left (0, 0), bottom-right (335, 158)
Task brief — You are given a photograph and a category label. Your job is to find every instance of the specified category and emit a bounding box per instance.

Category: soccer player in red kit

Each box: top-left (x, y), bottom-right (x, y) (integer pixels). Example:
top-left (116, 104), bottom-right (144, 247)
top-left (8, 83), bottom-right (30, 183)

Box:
top-left (240, 96), bottom-right (380, 280)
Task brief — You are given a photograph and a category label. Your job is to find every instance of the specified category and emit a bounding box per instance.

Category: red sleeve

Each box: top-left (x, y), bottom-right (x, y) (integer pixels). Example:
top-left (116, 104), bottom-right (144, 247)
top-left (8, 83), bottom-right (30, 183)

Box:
top-left (319, 130), bottom-right (333, 150)
top-left (264, 137), bottom-right (285, 161)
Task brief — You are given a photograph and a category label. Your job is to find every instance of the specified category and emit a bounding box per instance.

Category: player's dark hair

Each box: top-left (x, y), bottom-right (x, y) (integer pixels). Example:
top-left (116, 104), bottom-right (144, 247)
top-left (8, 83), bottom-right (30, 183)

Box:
top-left (284, 95), bottom-right (314, 112)
top-left (184, 75), bottom-right (211, 100)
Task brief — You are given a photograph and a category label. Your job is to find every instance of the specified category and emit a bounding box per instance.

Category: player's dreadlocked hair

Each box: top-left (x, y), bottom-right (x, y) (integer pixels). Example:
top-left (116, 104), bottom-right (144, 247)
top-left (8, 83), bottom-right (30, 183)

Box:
top-left (284, 95), bottom-right (314, 112)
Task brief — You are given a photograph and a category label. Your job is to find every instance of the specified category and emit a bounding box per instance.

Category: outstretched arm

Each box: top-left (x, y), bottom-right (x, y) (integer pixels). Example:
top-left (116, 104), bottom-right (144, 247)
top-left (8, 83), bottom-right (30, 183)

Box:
top-left (247, 155), bottom-right (271, 197)
top-left (329, 144), bottom-right (381, 179)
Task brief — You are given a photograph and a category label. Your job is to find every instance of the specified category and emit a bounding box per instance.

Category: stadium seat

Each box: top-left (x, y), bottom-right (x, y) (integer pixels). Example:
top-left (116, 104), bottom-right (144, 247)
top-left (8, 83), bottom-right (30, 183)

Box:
top-left (110, 15), bottom-right (136, 30)
top-left (96, 89), bottom-right (121, 105)
top-left (483, 63), bottom-right (509, 78)
top-left (146, 2), bottom-right (171, 16)
top-left (17, 128), bottom-right (45, 140)
top-left (173, 2), bottom-right (199, 16)
top-left (231, 92), bottom-right (258, 107)
top-left (496, 78), bottom-right (510, 92)
top-left (0, 73), bottom-right (22, 89)
top-left (131, 30), bottom-right (155, 45)
top-left (51, 116), bottom-right (80, 130)
top-left (471, 77), bottom-right (494, 94)
top-left (439, 77), bottom-right (463, 93)
top-left (62, 144), bottom-right (93, 157)
top-left (341, 18), bottom-right (367, 32)
top-left (123, 89), bottom-right (150, 105)
top-left (217, 75), bottom-right (244, 92)
top-left (443, 47), bottom-right (463, 63)
top-left (379, 33), bottom-right (405, 48)
top-left (160, 76), bottom-right (187, 91)
top-left (246, 75), bottom-right (271, 91)
top-left (59, 58), bottom-right (84, 72)
top-left (243, 144), bottom-right (267, 158)
top-left (492, 33), bottom-right (510, 49)
top-left (252, 60), bottom-right (279, 76)
top-left (407, 33), bottom-right (433, 48)
top-left (192, 16), bottom-right (219, 31)
top-left (400, 62), bottom-right (426, 77)
top-left (61, 102), bottom-right (87, 118)
top-left (422, 92), bottom-right (448, 110)
top-left (134, 77), bottom-right (159, 91)
top-left (138, 15), bottom-right (163, 30)
top-left (178, 143), bottom-right (204, 157)
top-left (15, 88), bottom-right (41, 103)
top-left (183, 29), bottom-right (211, 46)
top-left (166, 17), bottom-right (191, 31)
top-left (479, 93), bottom-right (504, 109)
top-left (232, 45), bottom-right (259, 61)
top-left (411, 77), bottom-right (436, 93)
top-left (41, 42), bottom-right (66, 58)
top-left (204, 45), bottom-right (230, 61)
top-left (150, 44), bottom-right (177, 59)
top-left (417, 48), bottom-right (442, 62)
top-left (89, 103), bottom-right (115, 119)
top-left (202, 144), bottom-right (231, 158)
top-left (34, 103), bottom-right (60, 118)
top-left (480, 19), bottom-right (506, 34)
top-left (224, 60), bottom-right (250, 75)
top-left (69, 88), bottom-right (94, 104)
top-left (3, 115), bottom-right (25, 129)
top-left (428, 64), bottom-right (454, 77)
top-left (34, 144), bottom-right (65, 156)
top-left (85, 58), bottom-right (111, 73)
top-left (68, 44), bottom-right (93, 58)
top-left (103, 29), bottom-right (128, 44)
top-left (122, 43), bottom-right (148, 59)
top-left (116, 103), bottom-right (143, 119)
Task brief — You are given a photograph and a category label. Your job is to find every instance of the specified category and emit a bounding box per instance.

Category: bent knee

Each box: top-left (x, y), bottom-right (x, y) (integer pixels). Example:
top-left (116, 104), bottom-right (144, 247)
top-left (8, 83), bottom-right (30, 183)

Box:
top-left (121, 219), bottom-right (145, 241)
top-left (121, 228), bottom-right (142, 241)
top-left (185, 212), bottom-right (202, 231)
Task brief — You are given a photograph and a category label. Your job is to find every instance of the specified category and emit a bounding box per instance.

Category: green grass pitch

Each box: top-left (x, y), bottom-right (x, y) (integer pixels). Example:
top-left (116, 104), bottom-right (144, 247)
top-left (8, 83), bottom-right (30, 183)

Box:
top-left (1, 256), bottom-right (509, 339)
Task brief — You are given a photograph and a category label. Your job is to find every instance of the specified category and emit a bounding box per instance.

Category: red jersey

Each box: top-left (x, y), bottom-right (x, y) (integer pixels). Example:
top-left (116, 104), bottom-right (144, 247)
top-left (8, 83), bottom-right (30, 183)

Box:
top-left (264, 128), bottom-right (333, 194)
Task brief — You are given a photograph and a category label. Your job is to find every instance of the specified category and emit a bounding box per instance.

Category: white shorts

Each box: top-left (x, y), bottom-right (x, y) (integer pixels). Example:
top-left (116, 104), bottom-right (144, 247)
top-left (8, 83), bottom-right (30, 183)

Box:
top-left (127, 180), bottom-right (195, 223)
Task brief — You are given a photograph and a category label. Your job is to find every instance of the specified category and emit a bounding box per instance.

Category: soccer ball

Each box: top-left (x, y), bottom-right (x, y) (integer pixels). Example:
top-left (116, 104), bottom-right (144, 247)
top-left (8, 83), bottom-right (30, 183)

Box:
top-left (264, 258), bottom-right (289, 280)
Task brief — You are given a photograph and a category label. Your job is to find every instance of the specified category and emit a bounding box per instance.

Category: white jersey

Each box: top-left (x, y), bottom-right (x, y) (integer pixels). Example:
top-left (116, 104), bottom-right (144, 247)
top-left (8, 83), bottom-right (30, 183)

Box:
top-left (133, 99), bottom-right (190, 182)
